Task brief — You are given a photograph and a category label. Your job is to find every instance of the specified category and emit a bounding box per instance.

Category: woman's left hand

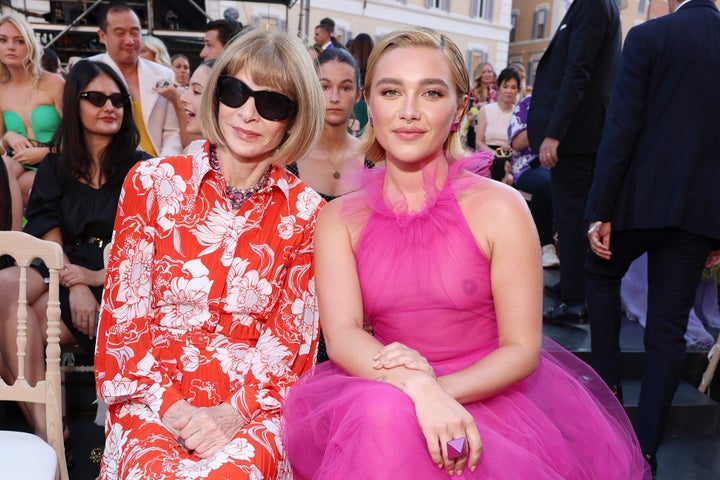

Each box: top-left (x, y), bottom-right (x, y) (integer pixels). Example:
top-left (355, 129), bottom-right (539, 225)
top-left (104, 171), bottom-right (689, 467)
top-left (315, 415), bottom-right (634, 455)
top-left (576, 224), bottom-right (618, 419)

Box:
top-left (175, 403), bottom-right (246, 458)
top-left (12, 147), bottom-right (49, 166)
top-left (410, 377), bottom-right (483, 475)
top-left (372, 342), bottom-right (436, 378)
top-left (68, 284), bottom-right (99, 338)
top-left (60, 264), bottom-right (104, 288)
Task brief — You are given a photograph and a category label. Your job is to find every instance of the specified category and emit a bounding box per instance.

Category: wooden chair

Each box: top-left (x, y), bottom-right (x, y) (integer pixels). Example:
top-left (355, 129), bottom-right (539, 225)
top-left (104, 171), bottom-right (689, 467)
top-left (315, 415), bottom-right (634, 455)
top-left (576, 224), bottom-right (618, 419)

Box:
top-left (699, 336), bottom-right (720, 395)
top-left (0, 231), bottom-right (68, 480)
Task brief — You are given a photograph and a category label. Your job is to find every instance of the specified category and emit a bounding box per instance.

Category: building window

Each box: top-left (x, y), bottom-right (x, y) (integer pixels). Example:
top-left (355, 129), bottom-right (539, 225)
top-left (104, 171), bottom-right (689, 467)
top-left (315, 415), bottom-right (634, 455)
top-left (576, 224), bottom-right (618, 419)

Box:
top-left (638, 0), bottom-right (646, 14)
top-left (471, 0), bottom-right (494, 20)
top-left (532, 8), bottom-right (547, 39)
top-left (467, 49), bottom-right (488, 79)
top-left (250, 15), bottom-right (286, 31)
top-left (427, 0), bottom-right (451, 11)
top-left (527, 59), bottom-right (540, 86)
top-left (510, 12), bottom-right (518, 42)
top-left (336, 27), bottom-right (351, 46)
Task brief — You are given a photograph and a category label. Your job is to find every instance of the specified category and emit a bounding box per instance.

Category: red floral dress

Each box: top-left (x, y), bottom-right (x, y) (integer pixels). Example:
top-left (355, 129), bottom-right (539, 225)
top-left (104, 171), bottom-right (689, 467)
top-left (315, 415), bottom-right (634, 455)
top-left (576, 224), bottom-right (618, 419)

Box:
top-left (96, 141), bottom-right (322, 479)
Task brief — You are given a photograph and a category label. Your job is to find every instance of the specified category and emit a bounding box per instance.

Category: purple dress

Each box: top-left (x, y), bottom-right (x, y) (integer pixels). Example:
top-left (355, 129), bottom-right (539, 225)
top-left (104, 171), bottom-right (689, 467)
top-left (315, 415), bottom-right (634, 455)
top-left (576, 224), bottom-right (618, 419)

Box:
top-left (283, 164), bottom-right (649, 479)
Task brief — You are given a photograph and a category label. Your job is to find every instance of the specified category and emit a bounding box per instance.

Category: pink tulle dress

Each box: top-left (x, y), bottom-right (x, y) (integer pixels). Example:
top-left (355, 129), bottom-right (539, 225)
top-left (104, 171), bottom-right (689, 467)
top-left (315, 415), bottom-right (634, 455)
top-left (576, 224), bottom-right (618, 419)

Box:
top-left (282, 164), bottom-right (650, 479)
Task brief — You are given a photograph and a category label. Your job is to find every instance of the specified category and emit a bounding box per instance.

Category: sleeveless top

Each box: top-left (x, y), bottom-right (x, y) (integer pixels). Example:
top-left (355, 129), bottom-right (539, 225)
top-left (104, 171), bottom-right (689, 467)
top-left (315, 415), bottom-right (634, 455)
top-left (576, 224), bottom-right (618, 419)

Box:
top-left (286, 158), bottom-right (375, 203)
top-left (482, 102), bottom-right (513, 147)
top-left (2, 105), bottom-right (60, 144)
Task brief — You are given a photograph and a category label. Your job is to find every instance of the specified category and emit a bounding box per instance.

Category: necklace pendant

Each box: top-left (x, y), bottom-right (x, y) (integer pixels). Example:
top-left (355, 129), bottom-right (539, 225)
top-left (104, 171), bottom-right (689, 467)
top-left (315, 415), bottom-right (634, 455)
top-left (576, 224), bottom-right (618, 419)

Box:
top-left (333, 171), bottom-right (341, 179)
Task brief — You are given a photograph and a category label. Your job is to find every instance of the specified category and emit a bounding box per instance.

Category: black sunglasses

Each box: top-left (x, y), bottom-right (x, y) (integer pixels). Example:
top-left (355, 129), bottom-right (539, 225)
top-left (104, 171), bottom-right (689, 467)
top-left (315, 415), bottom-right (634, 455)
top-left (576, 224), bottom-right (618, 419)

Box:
top-left (80, 91), bottom-right (129, 109)
top-left (215, 75), bottom-right (297, 122)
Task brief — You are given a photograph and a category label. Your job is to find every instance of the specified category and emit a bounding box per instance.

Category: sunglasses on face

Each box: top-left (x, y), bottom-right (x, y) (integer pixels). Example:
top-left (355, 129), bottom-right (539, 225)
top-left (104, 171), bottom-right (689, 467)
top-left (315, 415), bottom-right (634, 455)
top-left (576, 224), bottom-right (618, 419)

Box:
top-left (80, 91), bottom-right (129, 109)
top-left (215, 75), bottom-right (297, 122)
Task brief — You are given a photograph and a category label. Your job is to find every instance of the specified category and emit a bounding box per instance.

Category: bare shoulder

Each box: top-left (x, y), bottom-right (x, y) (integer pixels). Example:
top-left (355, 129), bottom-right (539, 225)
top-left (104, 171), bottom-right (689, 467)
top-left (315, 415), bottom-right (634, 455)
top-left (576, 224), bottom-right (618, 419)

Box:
top-left (41, 72), bottom-right (65, 90)
top-left (317, 190), bottom-right (358, 227)
top-left (317, 189), bottom-right (368, 246)
top-left (40, 72), bottom-right (65, 104)
top-left (455, 171), bottom-right (535, 254)
top-left (456, 171), bottom-right (528, 218)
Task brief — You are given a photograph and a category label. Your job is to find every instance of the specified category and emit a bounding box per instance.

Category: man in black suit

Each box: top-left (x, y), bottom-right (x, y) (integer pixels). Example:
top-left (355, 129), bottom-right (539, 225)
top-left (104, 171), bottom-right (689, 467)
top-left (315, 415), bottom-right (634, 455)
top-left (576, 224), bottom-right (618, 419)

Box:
top-left (585, 0), bottom-right (720, 473)
top-left (527, 0), bottom-right (620, 323)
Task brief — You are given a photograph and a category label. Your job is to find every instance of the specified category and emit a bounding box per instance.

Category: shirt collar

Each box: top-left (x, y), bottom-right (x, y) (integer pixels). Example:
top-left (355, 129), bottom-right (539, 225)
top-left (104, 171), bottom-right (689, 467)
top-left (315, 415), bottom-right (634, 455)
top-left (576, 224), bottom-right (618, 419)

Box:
top-left (675, 0), bottom-right (692, 10)
top-left (191, 140), bottom-right (292, 203)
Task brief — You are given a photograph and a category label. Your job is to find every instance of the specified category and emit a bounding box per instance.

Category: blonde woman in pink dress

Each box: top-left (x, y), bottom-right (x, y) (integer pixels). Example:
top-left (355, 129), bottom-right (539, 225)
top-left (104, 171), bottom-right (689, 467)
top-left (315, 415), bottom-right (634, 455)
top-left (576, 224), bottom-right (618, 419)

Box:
top-left (283, 27), bottom-right (650, 479)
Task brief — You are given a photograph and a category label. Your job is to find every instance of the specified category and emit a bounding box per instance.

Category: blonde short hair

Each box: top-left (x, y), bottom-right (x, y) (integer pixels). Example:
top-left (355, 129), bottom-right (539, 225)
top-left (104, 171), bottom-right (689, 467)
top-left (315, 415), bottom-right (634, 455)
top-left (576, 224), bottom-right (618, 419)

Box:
top-left (200, 28), bottom-right (324, 166)
top-left (0, 15), bottom-right (43, 84)
top-left (141, 35), bottom-right (172, 68)
top-left (361, 27), bottom-right (469, 164)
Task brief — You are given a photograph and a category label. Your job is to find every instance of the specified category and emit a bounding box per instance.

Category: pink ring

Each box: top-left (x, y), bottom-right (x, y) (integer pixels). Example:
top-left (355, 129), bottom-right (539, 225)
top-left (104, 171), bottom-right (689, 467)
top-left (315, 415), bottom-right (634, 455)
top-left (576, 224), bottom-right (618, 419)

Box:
top-left (447, 437), bottom-right (468, 460)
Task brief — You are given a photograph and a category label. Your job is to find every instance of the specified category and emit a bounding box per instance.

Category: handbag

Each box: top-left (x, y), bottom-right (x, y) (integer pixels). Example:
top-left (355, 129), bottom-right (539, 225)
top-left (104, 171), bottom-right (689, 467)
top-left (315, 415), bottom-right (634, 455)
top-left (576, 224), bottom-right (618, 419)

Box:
top-left (490, 147), bottom-right (513, 181)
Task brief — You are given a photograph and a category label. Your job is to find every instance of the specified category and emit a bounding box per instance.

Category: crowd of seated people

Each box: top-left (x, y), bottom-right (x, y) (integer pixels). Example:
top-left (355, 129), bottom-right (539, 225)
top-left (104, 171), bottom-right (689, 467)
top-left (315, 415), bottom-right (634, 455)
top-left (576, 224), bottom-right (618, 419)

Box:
top-left (1, 3), bottom-right (675, 478)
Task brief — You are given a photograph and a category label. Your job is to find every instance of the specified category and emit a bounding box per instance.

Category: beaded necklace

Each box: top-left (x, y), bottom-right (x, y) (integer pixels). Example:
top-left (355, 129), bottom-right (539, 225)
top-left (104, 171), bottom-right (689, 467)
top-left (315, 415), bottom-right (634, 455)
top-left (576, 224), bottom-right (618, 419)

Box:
top-left (209, 146), bottom-right (272, 210)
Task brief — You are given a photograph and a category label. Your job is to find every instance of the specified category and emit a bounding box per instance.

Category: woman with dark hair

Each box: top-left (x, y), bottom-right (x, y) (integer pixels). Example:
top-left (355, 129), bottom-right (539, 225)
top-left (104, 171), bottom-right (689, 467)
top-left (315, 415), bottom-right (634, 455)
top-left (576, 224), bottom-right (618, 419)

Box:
top-left (476, 67), bottom-right (521, 183)
top-left (0, 59), bottom-right (149, 441)
top-left (287, 48), bottom-right (365, 201)
top-left (41, 47), bottom-right (63, 75)
top-left (287, 47), bottom-right (370, 363)
top-left (179, 58), bottom-right (215, 154)
top-left (171, 53), bottom-right (190, 88)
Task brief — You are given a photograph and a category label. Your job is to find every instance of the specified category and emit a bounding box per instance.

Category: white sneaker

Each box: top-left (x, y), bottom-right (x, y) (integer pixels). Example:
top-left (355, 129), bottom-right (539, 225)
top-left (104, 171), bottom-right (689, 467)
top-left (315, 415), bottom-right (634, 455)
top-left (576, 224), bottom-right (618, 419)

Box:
top-left (542, 244), bottom-right (560, 268)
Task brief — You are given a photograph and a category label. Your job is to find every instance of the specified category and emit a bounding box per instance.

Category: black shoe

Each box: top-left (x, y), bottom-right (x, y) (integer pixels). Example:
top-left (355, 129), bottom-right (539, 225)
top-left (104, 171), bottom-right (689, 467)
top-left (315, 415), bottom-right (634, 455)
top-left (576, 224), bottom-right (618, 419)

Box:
top-left (609, 384), bottom-right (624, 405)
top-left (542, 302), bottom-right (588, 324)
top-left (644, 454), bottom-right (657, 478)
top-left (543, 281), bottom-right (561, 299)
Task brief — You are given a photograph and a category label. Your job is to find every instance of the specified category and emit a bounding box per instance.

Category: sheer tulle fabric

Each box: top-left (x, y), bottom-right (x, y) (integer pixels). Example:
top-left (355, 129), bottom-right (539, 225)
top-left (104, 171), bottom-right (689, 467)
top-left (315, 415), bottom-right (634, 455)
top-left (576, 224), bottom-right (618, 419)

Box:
top-left (283, 162), bottom-right (649, 479)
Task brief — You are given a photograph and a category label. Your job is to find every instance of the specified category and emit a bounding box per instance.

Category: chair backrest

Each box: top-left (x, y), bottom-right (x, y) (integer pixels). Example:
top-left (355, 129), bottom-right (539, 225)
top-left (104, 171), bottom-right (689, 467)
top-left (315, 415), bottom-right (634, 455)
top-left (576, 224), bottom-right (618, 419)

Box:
top-left (0, 231), bottom-right (68, 480)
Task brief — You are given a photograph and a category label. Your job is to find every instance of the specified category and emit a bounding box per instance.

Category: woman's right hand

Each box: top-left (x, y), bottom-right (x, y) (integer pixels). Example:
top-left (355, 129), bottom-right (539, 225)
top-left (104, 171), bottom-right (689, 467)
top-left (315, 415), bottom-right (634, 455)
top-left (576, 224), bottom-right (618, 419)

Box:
top-left (12, 147), bottom-right (48, 166)
top-left (406, 375), bottom-right (483, 475)
top-left (372, 342), bottom-right (435, 378)
top-left (60, 263), bottom-right (105, 288)
top-left (3, 131), bottom-right (33, 153)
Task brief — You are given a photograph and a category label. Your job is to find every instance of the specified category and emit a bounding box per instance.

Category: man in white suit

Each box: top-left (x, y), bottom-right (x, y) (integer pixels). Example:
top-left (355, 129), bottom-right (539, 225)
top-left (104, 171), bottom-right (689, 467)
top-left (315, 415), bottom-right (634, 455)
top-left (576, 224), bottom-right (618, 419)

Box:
top-left (90, 2), bottom-right (182, 157)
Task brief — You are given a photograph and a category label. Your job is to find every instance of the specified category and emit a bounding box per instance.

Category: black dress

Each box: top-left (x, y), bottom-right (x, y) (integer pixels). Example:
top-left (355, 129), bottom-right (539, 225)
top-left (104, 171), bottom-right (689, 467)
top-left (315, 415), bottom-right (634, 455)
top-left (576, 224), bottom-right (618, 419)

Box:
top-left (23, 150), bottom-right (150, 353)
top-left (286, 158), bottom-right (374, 363)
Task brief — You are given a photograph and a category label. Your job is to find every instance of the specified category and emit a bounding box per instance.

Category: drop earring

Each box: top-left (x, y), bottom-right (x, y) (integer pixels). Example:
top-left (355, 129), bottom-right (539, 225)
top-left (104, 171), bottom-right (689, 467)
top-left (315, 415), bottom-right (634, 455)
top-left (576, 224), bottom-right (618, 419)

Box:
top-left (369, 115), bottom-right (374, 127)
top-left (450, 122), bottom-right (459, 132)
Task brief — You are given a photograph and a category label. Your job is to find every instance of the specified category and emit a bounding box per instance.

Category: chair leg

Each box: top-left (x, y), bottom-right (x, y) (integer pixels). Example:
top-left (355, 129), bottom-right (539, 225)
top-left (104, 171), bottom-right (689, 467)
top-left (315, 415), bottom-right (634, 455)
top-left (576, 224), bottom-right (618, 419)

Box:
top-left (699, 340), bottom-right (720, 394)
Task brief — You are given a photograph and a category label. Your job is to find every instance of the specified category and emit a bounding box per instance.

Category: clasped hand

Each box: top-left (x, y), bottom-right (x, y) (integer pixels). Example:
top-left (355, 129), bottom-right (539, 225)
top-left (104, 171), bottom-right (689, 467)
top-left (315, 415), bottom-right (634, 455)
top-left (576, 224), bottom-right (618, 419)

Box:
top-left (3, 131), bottom-right (47, 165)
top-left (373, 342), bottom-right (482, 475)
top-left (162, 400), bottom-right (246, 458)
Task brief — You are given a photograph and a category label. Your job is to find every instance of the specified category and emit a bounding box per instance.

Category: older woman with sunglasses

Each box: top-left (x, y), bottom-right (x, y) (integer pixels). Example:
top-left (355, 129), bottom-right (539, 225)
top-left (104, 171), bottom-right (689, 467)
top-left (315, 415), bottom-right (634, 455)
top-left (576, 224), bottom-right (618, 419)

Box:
top-left (0, 59), bottom-right (149, 443)
top-left (95, 27), bottom-right (324, 479)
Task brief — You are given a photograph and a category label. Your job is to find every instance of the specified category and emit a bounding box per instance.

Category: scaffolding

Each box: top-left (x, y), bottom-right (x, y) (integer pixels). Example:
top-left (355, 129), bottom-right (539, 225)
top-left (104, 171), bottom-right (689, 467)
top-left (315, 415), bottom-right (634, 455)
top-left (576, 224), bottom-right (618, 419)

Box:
top-left (0, 0), bottom-right (306, 65)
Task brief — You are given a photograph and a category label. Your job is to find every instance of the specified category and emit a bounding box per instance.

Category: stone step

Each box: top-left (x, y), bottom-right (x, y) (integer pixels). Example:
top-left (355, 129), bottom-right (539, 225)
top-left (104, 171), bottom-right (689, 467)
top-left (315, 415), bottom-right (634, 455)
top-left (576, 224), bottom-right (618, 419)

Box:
top-left (621, 379), bottom-right (720, 437)
top-left (572, 350), bottom-right (713, 385)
